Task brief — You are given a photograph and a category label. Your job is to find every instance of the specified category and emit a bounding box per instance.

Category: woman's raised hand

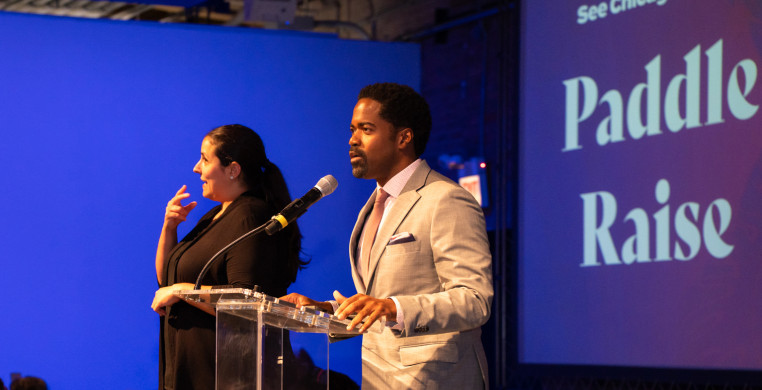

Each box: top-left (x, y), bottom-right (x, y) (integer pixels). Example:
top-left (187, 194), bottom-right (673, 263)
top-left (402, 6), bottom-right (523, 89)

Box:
top-left (165, 185), bottom-right (197, 229)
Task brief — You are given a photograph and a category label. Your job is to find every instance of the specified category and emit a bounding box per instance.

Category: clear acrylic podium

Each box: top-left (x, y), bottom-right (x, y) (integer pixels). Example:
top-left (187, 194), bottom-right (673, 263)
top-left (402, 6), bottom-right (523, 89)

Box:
top-left (175, 288), bottom-right (369, 390)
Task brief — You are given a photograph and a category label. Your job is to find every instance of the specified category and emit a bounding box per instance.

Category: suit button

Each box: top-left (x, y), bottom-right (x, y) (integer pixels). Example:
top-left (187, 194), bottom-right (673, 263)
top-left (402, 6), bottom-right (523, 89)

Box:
top-left (414, 325), bottom-right (429, 333)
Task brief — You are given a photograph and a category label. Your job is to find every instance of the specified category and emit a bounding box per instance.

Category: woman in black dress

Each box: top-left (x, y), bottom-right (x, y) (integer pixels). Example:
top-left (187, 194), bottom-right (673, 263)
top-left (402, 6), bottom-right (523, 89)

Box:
top-left (151, 124), bottom-right (306, 390)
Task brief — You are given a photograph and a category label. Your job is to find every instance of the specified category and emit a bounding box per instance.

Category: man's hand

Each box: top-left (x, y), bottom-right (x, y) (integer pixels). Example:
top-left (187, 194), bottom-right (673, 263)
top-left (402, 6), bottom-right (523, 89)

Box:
top-left (334, 291), bottom-right (397, 333)
top-left (280, 292), bottom-right (334, 313)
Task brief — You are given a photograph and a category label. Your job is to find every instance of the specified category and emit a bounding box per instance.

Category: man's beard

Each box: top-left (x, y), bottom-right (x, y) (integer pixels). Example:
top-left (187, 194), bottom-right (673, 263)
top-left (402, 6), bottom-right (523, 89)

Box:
top-left (350, 147), bottom-right (368, 178)
top-left (351, 159), bottom-right (367, 178)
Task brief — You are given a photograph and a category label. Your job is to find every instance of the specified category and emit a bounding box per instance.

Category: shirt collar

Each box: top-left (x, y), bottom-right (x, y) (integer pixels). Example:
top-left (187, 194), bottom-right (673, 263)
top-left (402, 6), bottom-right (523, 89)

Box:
top-left (378, 159), bottom-right (422, 198)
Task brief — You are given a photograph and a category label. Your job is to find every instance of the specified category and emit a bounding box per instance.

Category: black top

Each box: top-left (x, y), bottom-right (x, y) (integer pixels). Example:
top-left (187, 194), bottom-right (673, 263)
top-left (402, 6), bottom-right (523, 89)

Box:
top-left (159, 192), bottom-right (292, 390)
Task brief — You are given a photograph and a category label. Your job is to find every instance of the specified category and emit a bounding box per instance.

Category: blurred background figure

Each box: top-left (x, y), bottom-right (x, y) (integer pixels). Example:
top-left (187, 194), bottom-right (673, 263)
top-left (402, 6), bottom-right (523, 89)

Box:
top-left (10, 376), bottom-right (47, 390)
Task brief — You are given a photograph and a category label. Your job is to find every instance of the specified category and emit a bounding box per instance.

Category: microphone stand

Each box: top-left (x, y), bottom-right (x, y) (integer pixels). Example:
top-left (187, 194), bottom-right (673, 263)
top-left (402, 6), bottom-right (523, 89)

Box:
top-left (193, 222), bottom-right (269, 290)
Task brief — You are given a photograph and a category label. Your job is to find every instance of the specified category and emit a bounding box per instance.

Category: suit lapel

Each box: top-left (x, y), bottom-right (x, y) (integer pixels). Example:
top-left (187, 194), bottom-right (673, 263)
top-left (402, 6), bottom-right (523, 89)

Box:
top-left (350, 193), bottom-right (375, 293)
top-left (365, 162), bottom-right (432, 292)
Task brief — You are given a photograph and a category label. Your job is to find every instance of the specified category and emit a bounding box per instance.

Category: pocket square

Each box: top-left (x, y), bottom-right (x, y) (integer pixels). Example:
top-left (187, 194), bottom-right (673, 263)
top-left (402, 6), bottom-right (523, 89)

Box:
top-left (388, 232), bottom-right (415, 245)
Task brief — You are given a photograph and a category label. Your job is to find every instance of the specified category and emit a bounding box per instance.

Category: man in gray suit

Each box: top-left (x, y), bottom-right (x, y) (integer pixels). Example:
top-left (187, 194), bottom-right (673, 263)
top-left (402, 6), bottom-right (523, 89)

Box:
top-left (283, 83), bottom-right (493, 389)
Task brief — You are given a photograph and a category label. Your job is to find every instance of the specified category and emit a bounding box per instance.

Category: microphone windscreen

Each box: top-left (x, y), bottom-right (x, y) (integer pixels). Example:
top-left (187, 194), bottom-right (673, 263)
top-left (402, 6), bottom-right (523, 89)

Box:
top-left (315, 175), bottom-right (338, 196)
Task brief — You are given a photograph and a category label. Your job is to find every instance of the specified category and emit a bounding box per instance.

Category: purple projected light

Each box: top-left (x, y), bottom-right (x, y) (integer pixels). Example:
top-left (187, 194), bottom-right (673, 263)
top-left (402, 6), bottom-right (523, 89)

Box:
top-left (519, 0), bottom-right (762, 370)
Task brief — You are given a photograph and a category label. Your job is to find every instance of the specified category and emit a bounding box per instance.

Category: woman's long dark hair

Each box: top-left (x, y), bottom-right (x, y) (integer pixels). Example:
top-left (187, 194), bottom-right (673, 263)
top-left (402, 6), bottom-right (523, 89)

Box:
top-left (205, 124), bottom-right (308, 283)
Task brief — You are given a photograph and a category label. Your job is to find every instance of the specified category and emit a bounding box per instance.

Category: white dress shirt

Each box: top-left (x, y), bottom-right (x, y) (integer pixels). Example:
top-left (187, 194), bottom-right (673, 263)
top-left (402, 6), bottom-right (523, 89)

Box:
top-left (338, 159), bottom-right (424, 328)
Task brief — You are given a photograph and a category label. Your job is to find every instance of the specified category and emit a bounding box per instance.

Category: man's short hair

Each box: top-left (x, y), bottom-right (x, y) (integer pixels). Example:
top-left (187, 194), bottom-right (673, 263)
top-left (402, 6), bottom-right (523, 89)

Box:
top-left (358, 83), bottom-right (432, 157)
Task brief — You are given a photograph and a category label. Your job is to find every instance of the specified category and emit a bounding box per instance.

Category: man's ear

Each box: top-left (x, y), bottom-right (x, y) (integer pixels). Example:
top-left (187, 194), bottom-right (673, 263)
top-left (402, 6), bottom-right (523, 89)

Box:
top-left (398, 128), bottom-right (413, 149)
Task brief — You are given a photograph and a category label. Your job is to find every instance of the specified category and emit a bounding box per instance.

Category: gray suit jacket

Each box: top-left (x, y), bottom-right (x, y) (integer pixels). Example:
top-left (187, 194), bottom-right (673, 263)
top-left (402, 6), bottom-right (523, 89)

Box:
top-left (349, 161), bottom-right (494, 389)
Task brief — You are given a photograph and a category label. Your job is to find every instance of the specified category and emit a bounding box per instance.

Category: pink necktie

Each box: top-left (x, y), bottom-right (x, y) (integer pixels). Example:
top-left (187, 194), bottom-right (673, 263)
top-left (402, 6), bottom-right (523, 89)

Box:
top-left (360, 189), bottom-right (389, 280)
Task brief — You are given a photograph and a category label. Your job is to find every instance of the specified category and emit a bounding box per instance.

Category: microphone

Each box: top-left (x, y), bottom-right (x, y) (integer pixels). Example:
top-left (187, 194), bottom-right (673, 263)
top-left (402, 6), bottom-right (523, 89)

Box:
top-left (265, 175), bottom-right (338, 235)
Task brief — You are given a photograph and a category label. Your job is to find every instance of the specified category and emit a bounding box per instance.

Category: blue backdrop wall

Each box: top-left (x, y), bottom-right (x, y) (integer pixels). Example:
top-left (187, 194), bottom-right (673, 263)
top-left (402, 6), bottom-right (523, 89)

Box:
top-left (0, 12), bottom-right (419, 389)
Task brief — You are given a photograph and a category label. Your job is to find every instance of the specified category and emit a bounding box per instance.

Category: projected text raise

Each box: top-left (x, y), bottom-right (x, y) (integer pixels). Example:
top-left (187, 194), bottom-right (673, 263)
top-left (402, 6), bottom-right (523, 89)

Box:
top-left (580, 179), bottom-right (734, 267)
